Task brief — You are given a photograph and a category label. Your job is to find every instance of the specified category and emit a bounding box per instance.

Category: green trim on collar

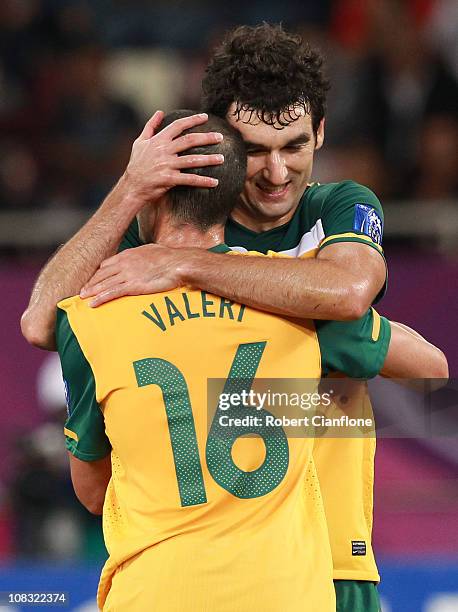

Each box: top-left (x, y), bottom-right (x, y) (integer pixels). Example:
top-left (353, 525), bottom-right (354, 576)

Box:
top-left (208, 244), bottom-right (232, 253)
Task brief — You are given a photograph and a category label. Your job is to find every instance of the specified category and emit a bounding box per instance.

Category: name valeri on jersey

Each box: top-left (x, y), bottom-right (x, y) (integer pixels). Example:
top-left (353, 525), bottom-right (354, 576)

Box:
top-left (142, 291), bottom-right (246, 332)
top-left (353, 204), bottom-right (383, 245)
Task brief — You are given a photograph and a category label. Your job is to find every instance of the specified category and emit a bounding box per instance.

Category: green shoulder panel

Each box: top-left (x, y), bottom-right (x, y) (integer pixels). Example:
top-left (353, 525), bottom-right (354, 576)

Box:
top-left (306, 181), bottom-right (387, 303)
top-left (225, 181), bottom-right (385, 260)
top-left (56, 308), bottom-right (111, 461)
top-left (313, 180), bottom-right (384, 252)
top-left (118, 218), bottom-right (142, 252)
top-left (317, 309), bottom-right (391, 379)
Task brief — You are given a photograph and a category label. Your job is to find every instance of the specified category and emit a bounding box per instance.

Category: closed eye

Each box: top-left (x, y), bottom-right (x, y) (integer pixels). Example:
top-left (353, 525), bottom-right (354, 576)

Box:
top-left (284, 144), bottom-right (306, 152)
top-left (246, 148), bottom-right (267, 156)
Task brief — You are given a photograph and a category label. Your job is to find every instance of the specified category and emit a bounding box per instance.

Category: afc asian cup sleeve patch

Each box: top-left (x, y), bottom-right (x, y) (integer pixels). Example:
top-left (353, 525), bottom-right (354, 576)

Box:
top-left (353, 204), bottom-right (383, 245)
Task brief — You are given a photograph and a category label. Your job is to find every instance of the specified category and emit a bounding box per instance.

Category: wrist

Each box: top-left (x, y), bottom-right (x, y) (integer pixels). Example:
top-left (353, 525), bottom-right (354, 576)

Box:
top-left (177, 248), bottom-right (206, 286)
top-left (116, 173), bottom-right (151, 214)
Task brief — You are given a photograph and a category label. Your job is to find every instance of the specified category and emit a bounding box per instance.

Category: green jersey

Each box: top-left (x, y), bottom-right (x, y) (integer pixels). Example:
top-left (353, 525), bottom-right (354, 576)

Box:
top-left (122, 180), bottom-right (384, 261)
top-left (225, 180), bottom-right (384, 259)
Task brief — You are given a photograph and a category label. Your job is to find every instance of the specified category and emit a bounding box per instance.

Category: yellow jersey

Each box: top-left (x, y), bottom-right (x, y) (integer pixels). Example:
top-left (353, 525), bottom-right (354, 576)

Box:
top-left (58, 287), bottom-right (335, 611)
top-left (264, 248), bottom-right (385, 582)
top-left (121, 182), bottom-right (390, 585)
top-left (313, 378), bottom-right (379, 581)
top-left (57, 247), bottom-right (390, 609)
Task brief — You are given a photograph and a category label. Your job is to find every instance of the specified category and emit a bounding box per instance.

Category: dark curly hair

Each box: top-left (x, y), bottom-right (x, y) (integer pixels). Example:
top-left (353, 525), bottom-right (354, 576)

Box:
top-left (201, 23), bottom-right (330, 133)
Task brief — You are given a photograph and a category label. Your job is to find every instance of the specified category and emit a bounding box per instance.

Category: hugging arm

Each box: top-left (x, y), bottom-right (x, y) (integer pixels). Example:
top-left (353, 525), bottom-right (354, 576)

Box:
top-left (382, 321), bottom-right (448, 381)
top-left (82, 240), bottom-right (385, 320)
top-left (21, 112), bottom-right (223, 350)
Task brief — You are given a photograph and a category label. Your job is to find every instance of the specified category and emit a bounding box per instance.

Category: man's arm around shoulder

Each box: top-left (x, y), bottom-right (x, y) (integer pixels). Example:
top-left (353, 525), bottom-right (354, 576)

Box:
top-left (182, 239), bottom-right (386, 320)
top-left (21, 111), bottom-right (223, 350)
top-left (81, 240), bottom-right (386, 320)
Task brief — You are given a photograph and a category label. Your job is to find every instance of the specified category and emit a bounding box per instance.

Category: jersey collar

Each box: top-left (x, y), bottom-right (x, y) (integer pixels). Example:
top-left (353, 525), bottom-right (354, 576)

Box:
top-left (208, 243), bottom-right (232, 253)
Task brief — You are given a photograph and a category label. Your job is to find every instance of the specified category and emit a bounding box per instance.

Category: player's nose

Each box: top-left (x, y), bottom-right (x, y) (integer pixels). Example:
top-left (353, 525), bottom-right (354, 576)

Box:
top-left (262, 151), bottom-right (288, 185)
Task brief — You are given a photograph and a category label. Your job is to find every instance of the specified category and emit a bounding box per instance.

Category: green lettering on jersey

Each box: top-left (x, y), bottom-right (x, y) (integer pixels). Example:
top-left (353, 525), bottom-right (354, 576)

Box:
top-left (133, 342), bottom-right (290, 507)
top-left (134, 358), bottom-right (207, 507)
top-left (201, 291), bottom-right (215, 318)
top-left (165, 297), bottom-right (186, 327)
top-left (182, 293), bottom-right (200, 319)
top-left (206, 342), bottom-right (289, 499)
top-left (142, 303), bottom-right (166, 332)
top-left (219, 298), bottom-right (235, 320)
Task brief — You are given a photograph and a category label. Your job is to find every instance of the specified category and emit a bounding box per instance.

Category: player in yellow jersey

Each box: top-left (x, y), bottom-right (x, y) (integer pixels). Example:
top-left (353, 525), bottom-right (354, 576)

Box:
top-left (57, 112), bottom-right (337, 611)
top-left (56, 112), bottom-right (447, 612)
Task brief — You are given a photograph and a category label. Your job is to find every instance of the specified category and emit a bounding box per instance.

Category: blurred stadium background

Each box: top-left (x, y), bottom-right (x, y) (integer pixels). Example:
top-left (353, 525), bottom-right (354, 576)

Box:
top-left (0, 1), bottom-right (457, 610)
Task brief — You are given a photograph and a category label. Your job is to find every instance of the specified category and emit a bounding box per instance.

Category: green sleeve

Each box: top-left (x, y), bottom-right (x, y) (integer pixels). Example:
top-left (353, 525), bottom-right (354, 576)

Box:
top-left (318, 180), bottom-right (387, 303)
top-left (56, 308), bottom-right (111, 461)
top-left (318, 180), bottom-right (384, 253)
top-left (118, 218), bottom-right (143, 253)
top-left (317, 309), bottom-right (391, 379)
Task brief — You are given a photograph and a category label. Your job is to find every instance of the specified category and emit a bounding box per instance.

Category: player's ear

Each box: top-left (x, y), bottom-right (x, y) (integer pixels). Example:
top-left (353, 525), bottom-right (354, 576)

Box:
top-left (315, 118), bottom-right (325, 151)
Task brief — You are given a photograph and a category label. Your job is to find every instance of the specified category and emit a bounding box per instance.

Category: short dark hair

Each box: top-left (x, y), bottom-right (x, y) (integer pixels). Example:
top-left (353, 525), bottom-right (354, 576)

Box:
top-left (201, 23), bottom-right (330, 133)
top-left (159, 110), bottom-right (247, 231)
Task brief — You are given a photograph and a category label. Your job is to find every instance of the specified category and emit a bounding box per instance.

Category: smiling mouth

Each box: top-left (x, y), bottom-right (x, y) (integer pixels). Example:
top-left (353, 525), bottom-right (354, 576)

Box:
top-left (256, 182), bottom-right (291, 197)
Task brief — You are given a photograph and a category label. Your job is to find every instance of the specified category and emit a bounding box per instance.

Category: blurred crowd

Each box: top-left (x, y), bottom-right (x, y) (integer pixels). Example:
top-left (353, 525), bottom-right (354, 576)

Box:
top-left (1, 354), bottom-right (106, 562)
top-left (0, 0), bottom-right (457, 218)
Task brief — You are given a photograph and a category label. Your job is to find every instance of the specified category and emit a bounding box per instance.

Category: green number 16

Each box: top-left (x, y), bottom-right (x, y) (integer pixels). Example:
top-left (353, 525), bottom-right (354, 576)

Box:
top-left (133, 342), bottom-right (289, 507)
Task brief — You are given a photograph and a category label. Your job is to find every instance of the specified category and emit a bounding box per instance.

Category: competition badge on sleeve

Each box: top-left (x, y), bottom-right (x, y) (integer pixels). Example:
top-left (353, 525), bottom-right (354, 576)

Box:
top-left (353, 204), bottom-right (383, 245)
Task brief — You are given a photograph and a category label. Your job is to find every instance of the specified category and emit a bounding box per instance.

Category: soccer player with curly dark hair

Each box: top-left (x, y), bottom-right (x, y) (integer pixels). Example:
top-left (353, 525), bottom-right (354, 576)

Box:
top-left (202, 23), bottom-right (329, 135)
top-left (196, 27), bottom-right (385, 612)
top-left (24, 23), bottom-right (389, 612)
top-left (199, 24), bottom-right (334, 232)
